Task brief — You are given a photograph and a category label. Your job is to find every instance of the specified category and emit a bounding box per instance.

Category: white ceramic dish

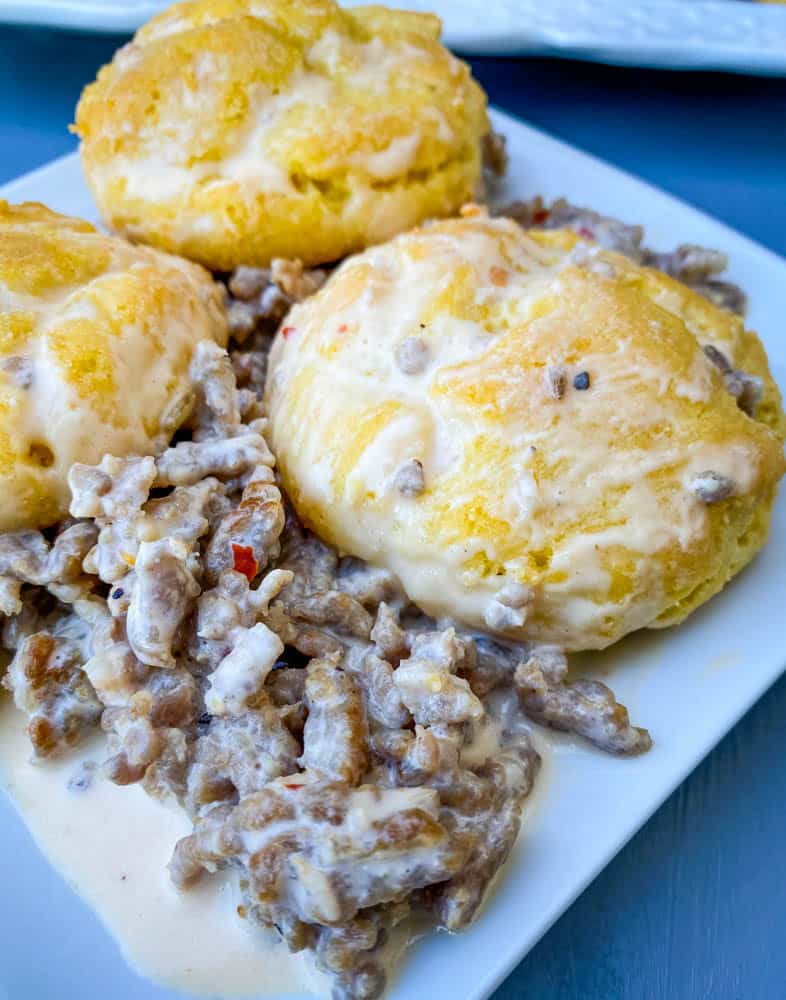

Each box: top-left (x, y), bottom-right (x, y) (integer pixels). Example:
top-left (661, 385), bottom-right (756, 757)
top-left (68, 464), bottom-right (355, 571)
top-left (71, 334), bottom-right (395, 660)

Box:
top-left (3, 1), bottom-right (786, 76)
top-left (1, 108), bottom-right (785, 1000)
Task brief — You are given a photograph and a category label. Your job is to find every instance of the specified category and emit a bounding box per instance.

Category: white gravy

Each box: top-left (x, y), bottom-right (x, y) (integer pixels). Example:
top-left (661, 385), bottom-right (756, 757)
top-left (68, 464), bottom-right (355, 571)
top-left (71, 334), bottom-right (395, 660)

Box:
top-left (0, 695), bottom-right (327, 999)
top-left (0, 691), bottom-right (547, 998)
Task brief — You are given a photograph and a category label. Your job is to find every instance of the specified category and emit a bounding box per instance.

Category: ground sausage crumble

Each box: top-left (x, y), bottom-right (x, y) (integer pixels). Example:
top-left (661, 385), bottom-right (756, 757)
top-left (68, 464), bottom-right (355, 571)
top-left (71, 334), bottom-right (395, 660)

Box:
top-left (0, 165), bottom-right (750, 996)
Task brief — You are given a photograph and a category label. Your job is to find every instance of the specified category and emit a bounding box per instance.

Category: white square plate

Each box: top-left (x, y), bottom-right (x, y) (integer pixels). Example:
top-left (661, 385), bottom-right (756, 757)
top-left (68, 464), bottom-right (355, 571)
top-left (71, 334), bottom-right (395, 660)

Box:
top-left (1, 108), bottom-right (785, 1000)
top-left (2, 1), bottom-right (786, 76)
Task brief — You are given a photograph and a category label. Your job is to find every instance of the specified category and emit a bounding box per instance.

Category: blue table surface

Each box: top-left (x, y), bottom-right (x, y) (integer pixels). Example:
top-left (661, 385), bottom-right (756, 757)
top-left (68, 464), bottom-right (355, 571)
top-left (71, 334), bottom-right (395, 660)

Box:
top-left (3, 23), bottom-right (786, 1000)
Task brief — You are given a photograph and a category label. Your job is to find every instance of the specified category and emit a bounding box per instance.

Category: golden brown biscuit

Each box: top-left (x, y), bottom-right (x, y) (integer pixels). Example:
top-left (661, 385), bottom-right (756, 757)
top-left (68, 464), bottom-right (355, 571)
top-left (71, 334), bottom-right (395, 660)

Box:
top-left (0, 200), bottom-right (227, 531)
top-left (74, 0), bottom-right (490, 271)
top-left (265, 213), bottom-right (785, 651)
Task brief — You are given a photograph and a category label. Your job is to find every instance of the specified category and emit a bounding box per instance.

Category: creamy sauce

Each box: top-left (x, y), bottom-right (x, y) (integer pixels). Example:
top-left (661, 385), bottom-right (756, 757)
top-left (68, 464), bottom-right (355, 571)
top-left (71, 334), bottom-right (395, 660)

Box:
top-left (0, 679), bottom-right (548, 997)
top-left (0, 696), bottom-right (327, 999)
top-left (348, 133), bottom-right (422, 181)
top-left (459, 716), bottom-right (503, 769)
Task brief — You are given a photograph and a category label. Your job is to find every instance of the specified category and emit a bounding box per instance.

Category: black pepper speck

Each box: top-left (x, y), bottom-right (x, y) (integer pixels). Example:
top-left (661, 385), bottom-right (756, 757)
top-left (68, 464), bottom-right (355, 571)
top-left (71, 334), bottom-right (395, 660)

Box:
top-left (573, 371), bottom-right (590, 390)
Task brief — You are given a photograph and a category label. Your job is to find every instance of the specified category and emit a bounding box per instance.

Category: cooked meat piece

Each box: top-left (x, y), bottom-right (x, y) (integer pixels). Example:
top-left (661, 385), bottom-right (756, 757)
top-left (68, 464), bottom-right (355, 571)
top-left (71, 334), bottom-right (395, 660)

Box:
top-left (3, 630), bottom-right (101, 756)
top-left (300, 655), bottom-right (368, 785)
top-left (515, 645), bottom-right (651, 754)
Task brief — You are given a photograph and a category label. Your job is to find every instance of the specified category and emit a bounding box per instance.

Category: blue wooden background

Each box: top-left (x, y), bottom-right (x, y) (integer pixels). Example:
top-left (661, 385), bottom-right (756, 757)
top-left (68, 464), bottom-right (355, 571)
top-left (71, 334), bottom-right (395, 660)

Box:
top-left (2, 24), bottom-right (786, 1000)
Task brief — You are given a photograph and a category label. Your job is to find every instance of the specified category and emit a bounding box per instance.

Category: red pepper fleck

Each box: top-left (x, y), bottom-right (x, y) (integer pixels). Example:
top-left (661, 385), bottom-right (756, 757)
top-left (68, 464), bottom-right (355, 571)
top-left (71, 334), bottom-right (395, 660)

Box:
top-left (232, 543), bottom-right (258, 582)
top-left (533, 209), bottom-right (550, 224)
top-left (283, 783), bottom-right (304, 791)
top-left (578, 226), bottom-right (595, 240)
top-left (337, 323), bottom-right (348, 333)
top-left (281, 325), bottom-right (296, 339)
top-left (489, 265), bottom-right (509, 287)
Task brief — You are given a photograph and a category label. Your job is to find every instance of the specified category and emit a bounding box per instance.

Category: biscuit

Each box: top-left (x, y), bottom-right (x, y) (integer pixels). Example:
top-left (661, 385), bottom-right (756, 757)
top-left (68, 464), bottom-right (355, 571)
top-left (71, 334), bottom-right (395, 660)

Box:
top-left (75, 0), bottom-right (490, 271)
top-left (265, 214), bottom-right (786, 650)
top-left (0, 200), bottom-right (227, 531)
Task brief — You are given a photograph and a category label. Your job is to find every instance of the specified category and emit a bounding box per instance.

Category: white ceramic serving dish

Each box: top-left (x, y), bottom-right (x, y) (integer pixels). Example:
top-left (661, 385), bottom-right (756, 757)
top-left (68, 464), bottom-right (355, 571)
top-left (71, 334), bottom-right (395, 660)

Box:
top-left (2, 1), bottom-right (786, 76)
top-left (1, 107), bottom-right (785, 1000)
